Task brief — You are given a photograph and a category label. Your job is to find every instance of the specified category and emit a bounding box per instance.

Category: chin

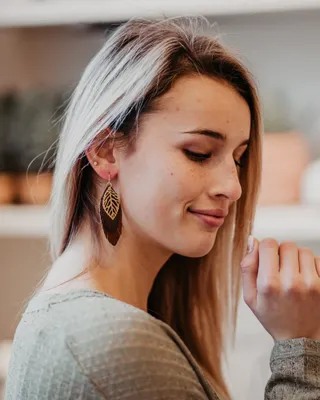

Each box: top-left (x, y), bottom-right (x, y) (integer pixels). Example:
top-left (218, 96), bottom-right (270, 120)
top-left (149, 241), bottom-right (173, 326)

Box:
top-left (174, 235), bottom-right (217, 258)
top-left (179, 247), bottom-right (213, 258)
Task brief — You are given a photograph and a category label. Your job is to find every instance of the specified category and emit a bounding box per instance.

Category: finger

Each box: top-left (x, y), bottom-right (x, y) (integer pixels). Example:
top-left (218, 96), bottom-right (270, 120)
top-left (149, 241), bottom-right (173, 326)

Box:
top-left (257, 239), bottom-right (280, 288)
top-left (315, 256), bottom-right (320, 278)
top-left (240, 235), bottom-right (259, 308)
top-left (299, 247), bottom-right (318, 282)
top-left (279, 242), bottom-right (299, 278)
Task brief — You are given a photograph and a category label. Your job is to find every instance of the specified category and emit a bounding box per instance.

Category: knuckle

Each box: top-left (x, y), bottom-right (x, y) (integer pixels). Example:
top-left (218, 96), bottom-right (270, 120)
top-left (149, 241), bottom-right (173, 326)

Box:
top-left (257, 280), bottom-right (280, 296)
top-left (306, 282), bottom-right (320, 296)
top-left (240, 259), bottom-right (252, 271)
top-left (283, 280), bottom-right (304, 297)
top-left (260, 238), bottom-right (278, 250)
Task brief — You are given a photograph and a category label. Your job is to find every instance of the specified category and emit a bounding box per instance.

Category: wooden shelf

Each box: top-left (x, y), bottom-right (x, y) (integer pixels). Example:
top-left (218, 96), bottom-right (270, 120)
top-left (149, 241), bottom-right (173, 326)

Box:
top-left (0, 204), bottom-right (319, 241)
top-left (2, 0), bottom-right (320, 28)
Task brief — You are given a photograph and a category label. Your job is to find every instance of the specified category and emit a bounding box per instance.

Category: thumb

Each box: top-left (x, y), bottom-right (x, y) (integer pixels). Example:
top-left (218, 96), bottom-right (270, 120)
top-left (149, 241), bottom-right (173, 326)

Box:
top-left (240, 235), bottom-right (259, 309)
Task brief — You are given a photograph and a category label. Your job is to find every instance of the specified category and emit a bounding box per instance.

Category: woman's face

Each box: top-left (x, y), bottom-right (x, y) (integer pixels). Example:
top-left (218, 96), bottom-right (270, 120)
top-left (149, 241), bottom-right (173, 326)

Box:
top-left (117, 75), bottom-right (251, 257)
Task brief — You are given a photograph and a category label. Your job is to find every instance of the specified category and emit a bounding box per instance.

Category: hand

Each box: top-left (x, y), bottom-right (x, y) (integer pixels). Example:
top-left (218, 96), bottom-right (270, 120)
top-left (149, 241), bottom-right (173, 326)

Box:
top-left (240, 237), bottom-right (320, 341)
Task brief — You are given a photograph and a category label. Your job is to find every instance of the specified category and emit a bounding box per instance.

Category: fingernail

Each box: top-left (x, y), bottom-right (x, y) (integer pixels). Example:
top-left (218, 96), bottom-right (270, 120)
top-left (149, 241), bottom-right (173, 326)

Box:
top-left (247, 235), bottom-right (254, 253)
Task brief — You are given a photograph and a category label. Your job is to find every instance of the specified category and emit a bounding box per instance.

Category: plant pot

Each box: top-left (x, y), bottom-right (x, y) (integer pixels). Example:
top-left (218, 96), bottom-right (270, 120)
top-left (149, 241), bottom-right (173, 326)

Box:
top-left (258, 132), bottom-right (310, 206)
top-left (0, 173), bottom-right (16, 204)
top-left (17, 172), bottom-right (53, 205)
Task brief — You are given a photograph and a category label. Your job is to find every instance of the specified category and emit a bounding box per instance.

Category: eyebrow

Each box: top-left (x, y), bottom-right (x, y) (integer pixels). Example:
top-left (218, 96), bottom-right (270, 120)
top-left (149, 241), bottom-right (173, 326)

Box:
top-left (184, 129), bottom-right (250, 147)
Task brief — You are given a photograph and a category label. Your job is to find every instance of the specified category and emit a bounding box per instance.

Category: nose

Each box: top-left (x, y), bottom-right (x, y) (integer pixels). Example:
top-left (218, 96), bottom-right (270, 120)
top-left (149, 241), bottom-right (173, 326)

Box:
top-left (208, 160), bottom-right (242, 202)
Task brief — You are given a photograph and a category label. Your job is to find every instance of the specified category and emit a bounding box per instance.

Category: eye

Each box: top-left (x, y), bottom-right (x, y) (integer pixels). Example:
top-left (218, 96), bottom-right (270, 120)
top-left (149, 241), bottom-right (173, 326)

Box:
top-left (184, 150), bottom-right (211, 163)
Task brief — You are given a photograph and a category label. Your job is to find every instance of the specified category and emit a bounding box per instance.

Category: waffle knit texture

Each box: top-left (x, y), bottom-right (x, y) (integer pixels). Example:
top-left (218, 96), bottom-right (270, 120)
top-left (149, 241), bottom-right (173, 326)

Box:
top-left (5, 289), bottom-right (320, 399)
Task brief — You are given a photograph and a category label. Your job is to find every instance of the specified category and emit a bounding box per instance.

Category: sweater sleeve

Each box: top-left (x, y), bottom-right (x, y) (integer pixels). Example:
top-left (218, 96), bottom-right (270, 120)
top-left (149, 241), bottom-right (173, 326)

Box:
top-left (264, 338), bottom-right (320, 399)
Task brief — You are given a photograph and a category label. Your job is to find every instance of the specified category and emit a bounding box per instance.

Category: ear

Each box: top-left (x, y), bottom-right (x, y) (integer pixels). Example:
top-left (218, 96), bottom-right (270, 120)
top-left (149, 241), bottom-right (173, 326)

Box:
top-left (85, 129), bottom-right (118, 181)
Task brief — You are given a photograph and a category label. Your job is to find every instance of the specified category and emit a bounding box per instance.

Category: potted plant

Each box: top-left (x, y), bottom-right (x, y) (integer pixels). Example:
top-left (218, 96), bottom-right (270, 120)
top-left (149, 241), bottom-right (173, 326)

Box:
top-left (8, 89), bottom-right (65, 205)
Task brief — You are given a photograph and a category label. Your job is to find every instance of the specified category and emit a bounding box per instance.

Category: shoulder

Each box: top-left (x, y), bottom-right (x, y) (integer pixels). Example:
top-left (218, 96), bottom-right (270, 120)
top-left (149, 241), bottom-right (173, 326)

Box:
top-left (7, 292), bottom-right (108, 399)
top-left (45, 290), bottom-right (185, 362)
top-left (21, 289), bottom-right (181, 361)
top-left (29, 289), bottom-right (167, 340)
top-left (22, 289), bottom-right (161, 340)
top-left (24, 289), bottom-right (207, 399)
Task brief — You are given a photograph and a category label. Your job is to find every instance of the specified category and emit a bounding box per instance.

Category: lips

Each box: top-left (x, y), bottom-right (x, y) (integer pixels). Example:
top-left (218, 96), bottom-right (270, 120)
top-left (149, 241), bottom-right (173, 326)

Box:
top-left (188, 209), bottom-right (226, 228)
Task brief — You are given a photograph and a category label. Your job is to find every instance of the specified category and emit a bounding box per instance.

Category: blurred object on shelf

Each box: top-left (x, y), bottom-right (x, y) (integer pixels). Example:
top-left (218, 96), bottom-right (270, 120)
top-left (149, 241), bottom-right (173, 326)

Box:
top-left (0, 340), bottom-right (12, 400)
top-left (0, 174), bottom-right (16, 204)
top-left (0, 88), bottom-right (68, 205)
top-left (259, 132), bottom-right (310, 205)
top-left (258, 92), bottom-right (311, 205)
top-left (9, 90), bottom-right (61, 173)
top-left (17, 171), bottom-right (53, 205)
top-left (0, 92), bottom-right (17, 204)
top-left (301, 158), bottom-right (320, 205)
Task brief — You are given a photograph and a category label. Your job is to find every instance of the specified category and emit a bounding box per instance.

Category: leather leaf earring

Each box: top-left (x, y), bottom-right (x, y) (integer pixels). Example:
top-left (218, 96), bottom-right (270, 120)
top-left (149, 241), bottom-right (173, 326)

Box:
top-left (99, 174), bottom-right (122, 246)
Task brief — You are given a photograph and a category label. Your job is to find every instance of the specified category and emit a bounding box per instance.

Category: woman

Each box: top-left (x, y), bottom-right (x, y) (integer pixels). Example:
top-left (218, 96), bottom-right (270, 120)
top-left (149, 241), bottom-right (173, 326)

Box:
top-left (5, 17), bottom-right (320, 400)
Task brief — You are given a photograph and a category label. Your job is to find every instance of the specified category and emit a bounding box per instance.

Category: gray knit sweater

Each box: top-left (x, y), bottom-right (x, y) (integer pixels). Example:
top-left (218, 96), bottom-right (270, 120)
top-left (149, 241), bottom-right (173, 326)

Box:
top-left (5, 289), bottom-right (320, 399)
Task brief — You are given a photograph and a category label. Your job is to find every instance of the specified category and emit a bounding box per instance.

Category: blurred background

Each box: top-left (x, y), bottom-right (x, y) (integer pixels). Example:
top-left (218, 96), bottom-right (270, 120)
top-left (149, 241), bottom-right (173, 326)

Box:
top-left (1, 1), bottom-right (320, 399)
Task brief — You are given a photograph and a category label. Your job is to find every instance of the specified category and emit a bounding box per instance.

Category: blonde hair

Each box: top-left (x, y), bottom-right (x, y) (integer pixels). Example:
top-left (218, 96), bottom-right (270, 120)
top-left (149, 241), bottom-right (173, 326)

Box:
top-left (49, 17), bottom-right (262, 399)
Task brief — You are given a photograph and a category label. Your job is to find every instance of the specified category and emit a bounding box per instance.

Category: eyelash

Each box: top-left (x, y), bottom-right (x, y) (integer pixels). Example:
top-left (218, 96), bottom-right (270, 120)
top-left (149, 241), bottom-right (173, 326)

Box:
top-left (184, 150), bottom-right (244, 168)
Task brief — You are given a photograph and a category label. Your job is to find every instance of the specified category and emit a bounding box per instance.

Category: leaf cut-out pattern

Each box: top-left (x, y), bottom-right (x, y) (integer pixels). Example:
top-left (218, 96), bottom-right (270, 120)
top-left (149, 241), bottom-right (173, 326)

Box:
top-left (101, 182), bottom-right (120, 221)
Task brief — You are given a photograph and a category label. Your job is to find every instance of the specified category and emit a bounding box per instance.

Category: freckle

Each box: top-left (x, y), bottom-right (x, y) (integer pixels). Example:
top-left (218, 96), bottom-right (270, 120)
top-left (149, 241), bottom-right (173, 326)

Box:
top-left (176, 106), bottom-right (180, 111)
top-left (170, 172), bottom-right (174, 176)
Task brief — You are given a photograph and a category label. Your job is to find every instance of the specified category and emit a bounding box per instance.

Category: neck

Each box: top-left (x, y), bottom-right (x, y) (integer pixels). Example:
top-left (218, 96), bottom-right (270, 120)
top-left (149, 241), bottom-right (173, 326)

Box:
top-left (94, 227), bottom-right (173, 311)
top-left (47, 222), bottom-right (173, 312)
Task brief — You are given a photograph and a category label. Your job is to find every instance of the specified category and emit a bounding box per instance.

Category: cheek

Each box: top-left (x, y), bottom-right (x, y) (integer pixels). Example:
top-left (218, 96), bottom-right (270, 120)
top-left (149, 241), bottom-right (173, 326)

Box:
top-left (166, 167), bottom-right (199, 202)
top-left (151, 165), bottom-right (204, 224)
top-left (120, 151), bottom-right (197, 223)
